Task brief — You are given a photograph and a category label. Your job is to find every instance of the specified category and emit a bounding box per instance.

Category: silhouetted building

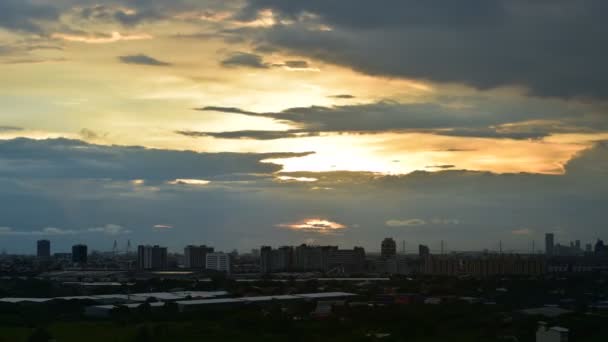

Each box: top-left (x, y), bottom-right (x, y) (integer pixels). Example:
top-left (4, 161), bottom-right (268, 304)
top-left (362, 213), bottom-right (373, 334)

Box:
top-left (418, 244), bottom-right (430, 258)
top-left (294, 244), bottom-right (337, 271)
top-left (595, 239), bottom-right (608, 256)
top-left (327, 247), bottom-right (366, 274)
top-left (423, 254), bottom-right (546, 276)
top-left (261, 245), bottom-right (365, 274)
top-left (554, 243), bottom-right (583, 256)
top-left (206, 252), bottom-right (230, 273)
top-left (545, 233), bottom-right (555, 256)
top-left (137, 245), bottom-right (168, 270)
top-left (37, 240), bottom-right (50, 258)
top-left (72, 244), bottom-right (88, 264)
top-left (381, 238), bottom-right (397, 259)
top-left (260, 246), bottom-right (272, 273)
top-left (184, 245), bottom-right (214, 269)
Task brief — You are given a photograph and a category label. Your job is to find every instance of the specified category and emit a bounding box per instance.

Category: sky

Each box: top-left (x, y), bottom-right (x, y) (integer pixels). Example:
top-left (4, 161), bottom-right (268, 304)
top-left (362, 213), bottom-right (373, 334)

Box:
top-left (1, 0), bottom-right (607, 254)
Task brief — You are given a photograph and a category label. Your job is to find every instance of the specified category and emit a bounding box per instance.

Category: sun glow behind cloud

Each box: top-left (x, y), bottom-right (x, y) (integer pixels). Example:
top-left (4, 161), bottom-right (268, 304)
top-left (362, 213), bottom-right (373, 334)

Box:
top-left (261, 132), bottom-right (592, 175)
top-left (277, 219), bottom-right (347, 234)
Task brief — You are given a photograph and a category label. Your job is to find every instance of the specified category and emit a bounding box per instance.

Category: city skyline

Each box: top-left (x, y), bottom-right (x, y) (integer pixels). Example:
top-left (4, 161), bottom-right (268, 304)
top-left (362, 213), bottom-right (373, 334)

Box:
top-left (20, 232), bottom-right (608, 257)
top-left (2, 1), bottom-right (608, 254)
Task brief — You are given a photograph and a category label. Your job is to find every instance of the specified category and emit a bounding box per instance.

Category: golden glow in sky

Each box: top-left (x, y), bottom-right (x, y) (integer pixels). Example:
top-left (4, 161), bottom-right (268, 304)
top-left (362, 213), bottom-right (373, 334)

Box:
top-left (1, 2), bottom-right (606, 178)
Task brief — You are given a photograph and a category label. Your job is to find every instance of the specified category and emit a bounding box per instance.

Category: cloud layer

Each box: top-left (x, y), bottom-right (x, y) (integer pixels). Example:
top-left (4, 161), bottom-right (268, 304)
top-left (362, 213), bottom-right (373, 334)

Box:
top-left (238, 0), bottom-right (608, 99)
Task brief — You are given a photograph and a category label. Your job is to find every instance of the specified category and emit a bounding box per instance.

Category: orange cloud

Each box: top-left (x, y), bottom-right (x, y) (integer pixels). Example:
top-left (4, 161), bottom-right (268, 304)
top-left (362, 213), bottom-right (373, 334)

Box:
top-left (277, 218), bottom-right (346, 234)
top-left (51, 31), bottom-right (152, 43)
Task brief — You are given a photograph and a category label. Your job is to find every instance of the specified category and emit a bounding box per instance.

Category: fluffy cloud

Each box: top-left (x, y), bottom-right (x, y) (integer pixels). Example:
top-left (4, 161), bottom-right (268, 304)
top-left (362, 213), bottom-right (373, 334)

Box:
top-left (0, 225), bottom-right (129, 236)
top-left (220, 52), bottom-right (269, 68)
top-left (386, 219), bottom-right (426, 227)
top-left (87, 224), bottom-right (131, 235)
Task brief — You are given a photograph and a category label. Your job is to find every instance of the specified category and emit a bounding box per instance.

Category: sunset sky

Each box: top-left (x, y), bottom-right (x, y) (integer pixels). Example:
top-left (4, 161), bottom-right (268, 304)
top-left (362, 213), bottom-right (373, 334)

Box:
top-left (1, 0), bottom-right (607, 253)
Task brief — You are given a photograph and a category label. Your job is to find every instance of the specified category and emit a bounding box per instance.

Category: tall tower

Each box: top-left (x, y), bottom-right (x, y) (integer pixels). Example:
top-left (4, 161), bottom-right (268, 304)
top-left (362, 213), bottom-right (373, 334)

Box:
top-left (545, 233), bottom-right (554, 256)
top-left (381, 238), bottom-right (397, 259)
top-left (37, 240), bottom-right (51, 258)
top-left (72, 244), bottom-right (88, 264)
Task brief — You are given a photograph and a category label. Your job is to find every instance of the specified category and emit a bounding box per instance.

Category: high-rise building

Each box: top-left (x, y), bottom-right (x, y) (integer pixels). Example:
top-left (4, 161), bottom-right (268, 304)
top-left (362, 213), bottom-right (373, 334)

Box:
top-left (137, 245), bottom-right (168, 270)
top-left (273, 246), bottom-right (293, 271)
top-left (72, 244), bottom-right (88, 264)
top-left (37, 240), bottom-right (50, 258)
top-left (327, 247), bottom-right (366, 273)
top-left (294, 244), bottom-right (337, 271)
top-left (381, 238), bottom-right (397, 259)
top-left (184, 245), bottom-right (214, 269)
top-left (595, 239), bottom-right (608, 256)
top-left (260, 246), bottom-right (273, 273)
top-left (545, 233), bottom-right (555, 256)
top-left (418, 244), bottom-right (430, 258)
top-left (206, 252), bottom-right (230, 273)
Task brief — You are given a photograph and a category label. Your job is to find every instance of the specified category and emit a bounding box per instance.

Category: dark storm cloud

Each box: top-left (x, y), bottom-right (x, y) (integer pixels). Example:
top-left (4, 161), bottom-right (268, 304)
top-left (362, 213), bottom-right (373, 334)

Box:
top-left (220, 52), bottom-right (269, 69)
top-left (237, 0), bottom-right (608, 99)
top-left (0, 138), bottom-right (310, 180)
top-left (238, 0), bottom-right (504, 29)
top-left (0, 0), bottom-right (58, 32)
top-left (118, 54), bottom-right (171, 66)
top-left (197, 99), bottom-right (597, 139)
